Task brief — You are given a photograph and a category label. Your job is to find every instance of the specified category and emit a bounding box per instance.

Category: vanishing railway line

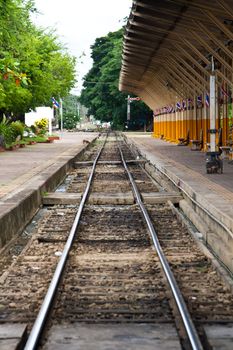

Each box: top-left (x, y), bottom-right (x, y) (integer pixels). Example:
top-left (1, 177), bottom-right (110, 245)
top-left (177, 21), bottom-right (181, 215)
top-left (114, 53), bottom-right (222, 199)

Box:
top-left (0, 133), bottom-right (233, 350)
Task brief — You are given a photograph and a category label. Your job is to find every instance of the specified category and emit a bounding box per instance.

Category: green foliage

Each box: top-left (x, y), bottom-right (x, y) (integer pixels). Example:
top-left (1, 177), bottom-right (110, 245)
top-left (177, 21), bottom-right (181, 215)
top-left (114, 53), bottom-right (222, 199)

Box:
top-left (62, 94), bottom-right (80, 118)
top-left (80, 29), bottom-right (152, 129)
top-left (10, 121), bottom-right (25, 139)
top-left (62, 113), bottom-right (80, 129)
top-left (61, 94), bottom-right (80, 129)
top-left (0, 116), bottom-right (14, 145)
top-left (34, 118), bottom-right (48, 135)
top-left (35, 118), bottom-right (48, 129)
top-left (0, 0), bottom-right (76, 116)
top-left (23, 135), bottom-right (48, 143)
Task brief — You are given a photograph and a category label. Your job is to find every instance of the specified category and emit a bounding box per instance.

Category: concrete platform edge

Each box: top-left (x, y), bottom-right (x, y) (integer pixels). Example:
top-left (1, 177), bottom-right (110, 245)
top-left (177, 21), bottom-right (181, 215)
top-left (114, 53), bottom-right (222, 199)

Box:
top-left (0, 139), bottom-right (96, 249)
top-left (125, 136), bottom-right (233, 273)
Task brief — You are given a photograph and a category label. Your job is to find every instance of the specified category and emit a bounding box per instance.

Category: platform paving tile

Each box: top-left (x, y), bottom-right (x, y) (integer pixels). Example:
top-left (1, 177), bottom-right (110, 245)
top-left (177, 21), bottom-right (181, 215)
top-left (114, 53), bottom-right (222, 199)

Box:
top-left (126, 134), bottom-right (233, 212)
top-left (44, 323), bottom-right (182, 350)
top-left (126, 134), bottom-right (233, 195)
top-left (0, 132), bottom-right (97, 201)
top-left (0, 323), bottom-right (27, 350)
top-left (204, 324), bottom-right (233, 350)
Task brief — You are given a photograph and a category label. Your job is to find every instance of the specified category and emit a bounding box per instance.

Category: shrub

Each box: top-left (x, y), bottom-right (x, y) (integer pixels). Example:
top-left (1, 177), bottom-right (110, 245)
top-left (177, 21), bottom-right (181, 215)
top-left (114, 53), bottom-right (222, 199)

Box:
top-left (10, 121), bottom-right (25, 140)
top-left (0, 116), bottom-right (15, 146)
top-left (60, 113), bottom-right (79, 129)
top-left (30, 124), bottom-right (39, 135)
top-left (35, 118), bottom-right (48, 129)
top-left (34, 118), bottom-right (48, 136)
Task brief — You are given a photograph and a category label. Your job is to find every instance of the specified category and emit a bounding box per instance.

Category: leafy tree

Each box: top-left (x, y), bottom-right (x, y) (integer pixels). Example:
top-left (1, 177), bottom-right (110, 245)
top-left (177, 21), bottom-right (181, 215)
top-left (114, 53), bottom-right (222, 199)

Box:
top-left (80, 28), bottom-right (152, 130)
top-left (60, 94), bottom-right (80, 129)
top-left (0, 0), bottom-right (76, 118)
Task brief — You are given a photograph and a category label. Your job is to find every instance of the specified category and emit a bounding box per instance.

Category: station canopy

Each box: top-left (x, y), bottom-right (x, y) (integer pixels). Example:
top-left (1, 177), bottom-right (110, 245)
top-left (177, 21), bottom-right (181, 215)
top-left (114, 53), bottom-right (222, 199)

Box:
top-left (119, 0), bottom-right (233, 110)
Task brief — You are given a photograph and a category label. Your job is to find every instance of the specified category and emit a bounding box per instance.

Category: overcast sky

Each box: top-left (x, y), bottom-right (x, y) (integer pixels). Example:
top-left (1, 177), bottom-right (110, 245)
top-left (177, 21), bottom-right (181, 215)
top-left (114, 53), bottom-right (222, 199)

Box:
top-left (32, 0), bottom-right (132, 94)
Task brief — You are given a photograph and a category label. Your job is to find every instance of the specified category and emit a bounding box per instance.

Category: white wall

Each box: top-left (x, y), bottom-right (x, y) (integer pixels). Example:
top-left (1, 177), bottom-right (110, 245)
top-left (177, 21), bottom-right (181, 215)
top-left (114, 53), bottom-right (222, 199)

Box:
top-left (25, 107), bottom-right (53, 127)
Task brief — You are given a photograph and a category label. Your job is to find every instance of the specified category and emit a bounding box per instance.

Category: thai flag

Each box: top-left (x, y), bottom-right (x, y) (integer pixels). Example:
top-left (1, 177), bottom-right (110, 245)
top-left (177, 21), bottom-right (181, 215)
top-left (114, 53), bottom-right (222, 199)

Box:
top-left (197, 95), bottom-right (202, 105)
top-left (221, 84), bottom-right (229, 97)
top-left (168, 105), bottom-right (173, 113)
top-left (176, 101), bottom-right (181, 110)
top-left (188, 98), bottom-right (193, 108)
top-left (51, 97), bottom-right (60, 109)
top-left (205, 94), bottom-right (210, 107)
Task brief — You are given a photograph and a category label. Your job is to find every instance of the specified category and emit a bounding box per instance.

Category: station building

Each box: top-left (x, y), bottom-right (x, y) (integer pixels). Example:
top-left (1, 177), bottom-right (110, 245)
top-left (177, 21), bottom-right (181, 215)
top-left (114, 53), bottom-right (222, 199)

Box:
top-left (119, 0), bottom-right (233, 151)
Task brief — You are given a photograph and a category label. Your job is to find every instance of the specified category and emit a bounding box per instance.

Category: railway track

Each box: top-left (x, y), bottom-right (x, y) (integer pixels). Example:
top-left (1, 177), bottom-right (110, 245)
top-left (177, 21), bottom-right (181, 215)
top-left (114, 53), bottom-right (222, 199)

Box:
top-left (0, 133), bottom-right (233, 350)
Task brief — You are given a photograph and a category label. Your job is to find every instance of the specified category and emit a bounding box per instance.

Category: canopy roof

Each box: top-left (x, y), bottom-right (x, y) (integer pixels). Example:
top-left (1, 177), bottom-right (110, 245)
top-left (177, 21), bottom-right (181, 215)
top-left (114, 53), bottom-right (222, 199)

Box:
top-left (119, 0), bottom-right (233, 110)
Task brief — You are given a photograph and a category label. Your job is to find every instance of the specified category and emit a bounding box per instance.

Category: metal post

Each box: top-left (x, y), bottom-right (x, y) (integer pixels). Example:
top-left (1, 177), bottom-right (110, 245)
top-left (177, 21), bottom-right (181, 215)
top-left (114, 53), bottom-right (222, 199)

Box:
top-left (60, 98), bottom-right (63, 137)
top-left (48, 109), bottom-right (52, 136)
top-left (127, 95), bottom-right (131, 121)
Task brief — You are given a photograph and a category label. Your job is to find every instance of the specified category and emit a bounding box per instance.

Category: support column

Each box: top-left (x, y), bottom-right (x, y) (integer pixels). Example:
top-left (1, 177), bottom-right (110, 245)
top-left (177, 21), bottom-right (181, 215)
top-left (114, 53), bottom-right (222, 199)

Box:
top-left (203, 97), bottom-right (208, 149)
top-left (193, 95), bottom-right (197, 140)
top-left (223, 96), bottom-right (228, 146)
top-left (210, 74), bottom-right (217, 152)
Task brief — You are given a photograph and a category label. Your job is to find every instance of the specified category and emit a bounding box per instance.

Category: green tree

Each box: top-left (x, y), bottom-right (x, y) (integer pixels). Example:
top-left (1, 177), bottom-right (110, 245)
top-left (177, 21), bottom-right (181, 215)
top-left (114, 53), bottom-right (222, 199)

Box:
top-left (61, 94), bottom-right (80, 129)
top-left (80, 28), bottom-right (152, 130)
top-left (0, 0), bottom-right (76, 118)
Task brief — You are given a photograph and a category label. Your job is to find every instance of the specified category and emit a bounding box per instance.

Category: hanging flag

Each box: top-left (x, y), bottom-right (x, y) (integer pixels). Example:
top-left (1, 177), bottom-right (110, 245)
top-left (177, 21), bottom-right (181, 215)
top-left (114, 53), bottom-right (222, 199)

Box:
top-left (187, 98), bottom-right (193, 108)
top-left (176, 101), bottom-right (181, 110)
top-left (182, 100), bottom-right (186, 110)
top-left (153, 109), bottom-right (160, 117)
top-left (220, 83), bottom-right (229, 98)
top-left (205, 93), bottom-right (210, 107)
top-left (51, 97), bottom-right (60, 109)
top-left (197, 95), bottom-right (202, 105)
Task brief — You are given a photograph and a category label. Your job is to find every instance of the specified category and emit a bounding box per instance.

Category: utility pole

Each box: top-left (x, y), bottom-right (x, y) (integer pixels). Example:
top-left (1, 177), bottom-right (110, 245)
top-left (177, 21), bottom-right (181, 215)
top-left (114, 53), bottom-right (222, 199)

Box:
top-left (127, 94), bottom-right (131, 121)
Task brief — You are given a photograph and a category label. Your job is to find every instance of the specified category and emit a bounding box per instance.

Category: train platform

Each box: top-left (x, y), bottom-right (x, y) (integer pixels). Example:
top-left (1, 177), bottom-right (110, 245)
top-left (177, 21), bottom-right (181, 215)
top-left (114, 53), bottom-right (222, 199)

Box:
top-left (125, 132), bottom-right (233, 273)
top-left (0, 131), bottom-right (97, 198)
top-left (0, 131), bottom-right (98, 247)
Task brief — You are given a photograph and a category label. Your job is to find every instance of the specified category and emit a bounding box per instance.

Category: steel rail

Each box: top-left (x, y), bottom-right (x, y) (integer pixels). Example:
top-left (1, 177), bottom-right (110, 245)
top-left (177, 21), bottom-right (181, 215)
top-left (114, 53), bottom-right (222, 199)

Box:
top-left (118, 142), bottom-right (203, 350)
top-left (24, 136), bottom-right (107, 350)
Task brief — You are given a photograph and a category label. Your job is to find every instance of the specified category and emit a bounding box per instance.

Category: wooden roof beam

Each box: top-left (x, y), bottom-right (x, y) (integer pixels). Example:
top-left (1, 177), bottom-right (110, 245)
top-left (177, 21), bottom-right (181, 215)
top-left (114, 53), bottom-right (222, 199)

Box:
top-left (155, 71), bottom-right (188, 98)
top-left (124, 34), bottom-right (158, 50)
top-left (123, 42), bottom-right (153, 53)
top-left (204, 10), bottom-right (233, 41)
top-left (190, 29), bottom-right (233, 73)
top-left (169, 50), bottom-right (209, 87)
top-left (174, 43), bottom-right (210, 78)
top-left (128, 19), bottom-right (187, 36)
top-left (135, 1), bottom-right (228, 21)
top-left (164, 0), bottom-right (231, 15)
top-left (193, 20), bottom-right (233, 60)
top-left (217, 0), bottom-right (233, 18)
top-left (182, 37), bottom-right (210, 65)
top-left (166, 57), bottom-right (204, 93)
top-left (160, 58), bottom-right (202, 95)
top-left (126, 27), bottom-right (182, 43)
